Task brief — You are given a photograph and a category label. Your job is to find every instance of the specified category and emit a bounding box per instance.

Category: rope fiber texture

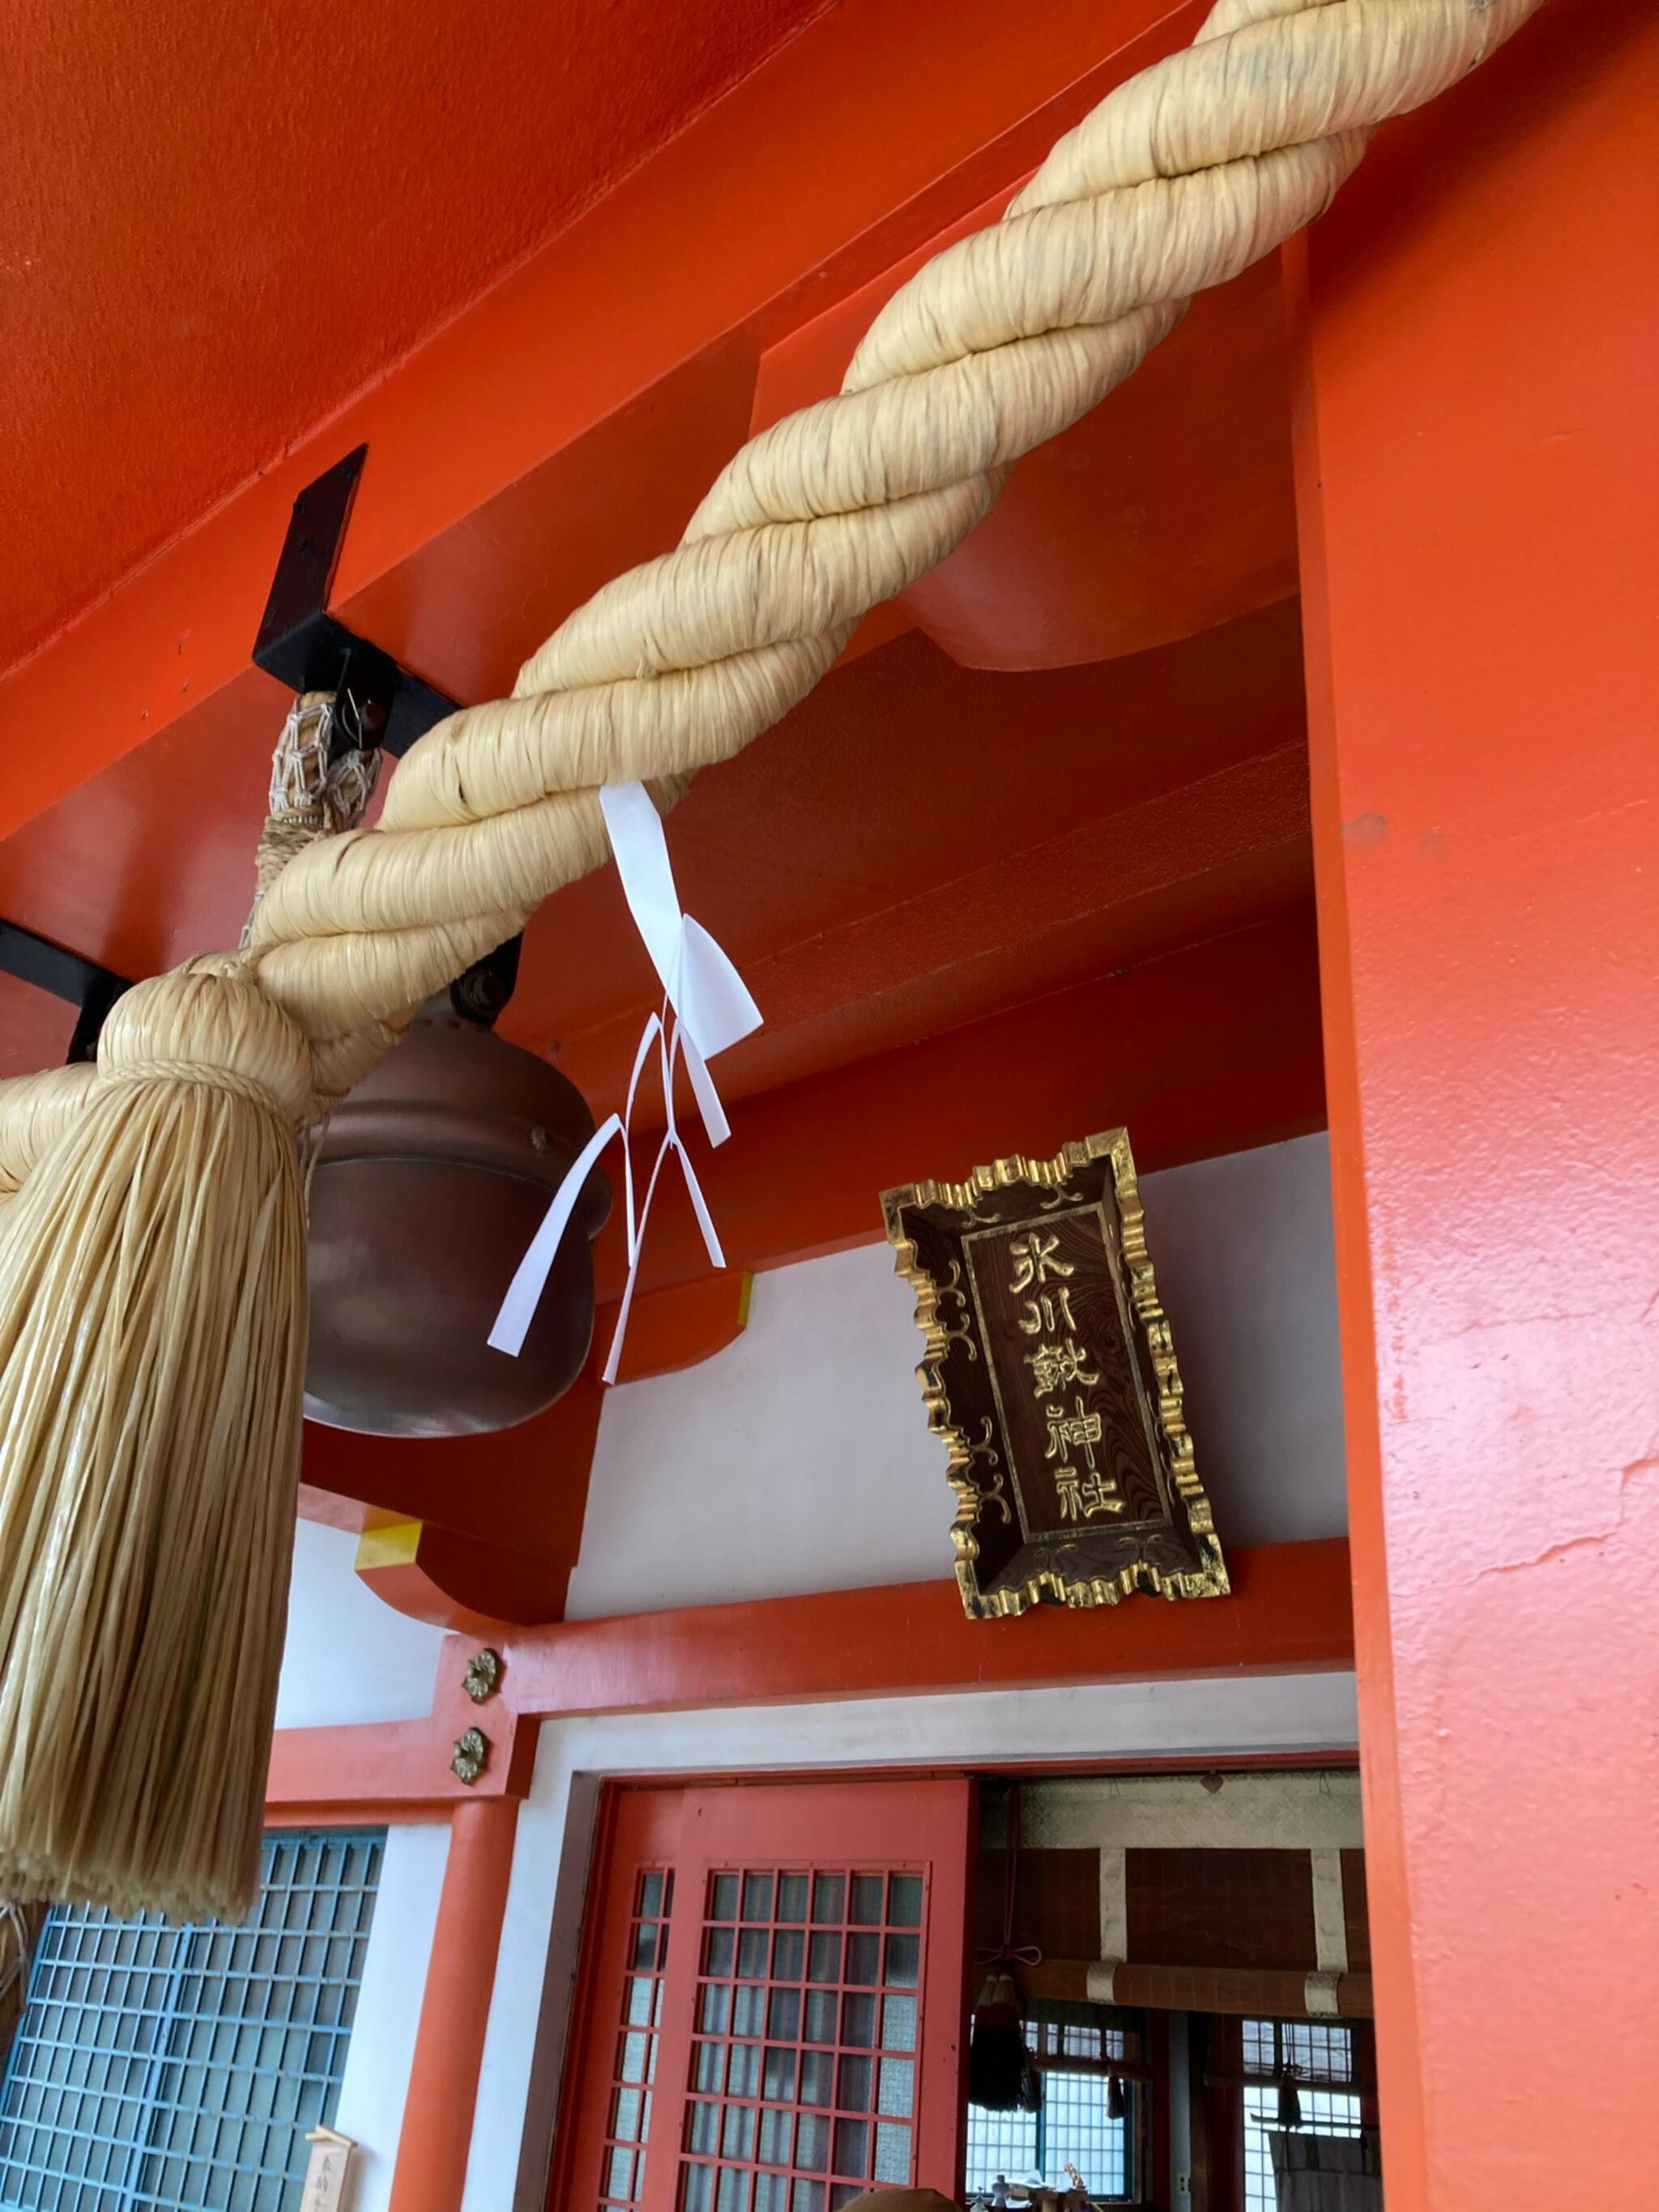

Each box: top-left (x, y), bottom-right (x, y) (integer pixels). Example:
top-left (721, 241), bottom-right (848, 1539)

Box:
top-left (237, 0), bottom-right (1544, 1110)
top-left (0, 0), bottom-right (1545, 1174)
top-left (244, 690), bottom-right (382, 936)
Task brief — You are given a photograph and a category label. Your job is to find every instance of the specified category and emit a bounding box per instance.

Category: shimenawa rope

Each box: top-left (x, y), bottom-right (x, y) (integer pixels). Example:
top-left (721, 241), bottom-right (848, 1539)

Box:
top-left (0, 0), bottom-right (1546, 1916)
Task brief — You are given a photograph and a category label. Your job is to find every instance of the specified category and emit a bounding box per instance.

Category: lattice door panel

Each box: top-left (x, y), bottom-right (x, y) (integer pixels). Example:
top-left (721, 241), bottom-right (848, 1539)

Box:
top-left (565, 1788), bottom-right (686, 2212)
top-left (645, 1782), bottom-right (971, 2212)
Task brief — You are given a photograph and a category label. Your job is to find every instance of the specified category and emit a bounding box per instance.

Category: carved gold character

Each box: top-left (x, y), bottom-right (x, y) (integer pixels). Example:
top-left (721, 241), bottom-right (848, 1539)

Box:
top-left (1045, 1395), bottom-right (1103, 1470)
top-left (1008, 1230), bottom-right (1073, 1294)
top-left (1055, 1467), bottom-right (1126, 1522)
top-left (1016, 1286), bottom-right (1081, 1337)
top-left (1024, 1336), bottom-right (1100, 1395)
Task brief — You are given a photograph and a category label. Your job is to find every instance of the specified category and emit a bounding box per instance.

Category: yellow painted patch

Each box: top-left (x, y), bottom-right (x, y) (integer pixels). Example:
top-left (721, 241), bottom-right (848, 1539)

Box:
top-left (354, 1520), bottom-right (423, 1572)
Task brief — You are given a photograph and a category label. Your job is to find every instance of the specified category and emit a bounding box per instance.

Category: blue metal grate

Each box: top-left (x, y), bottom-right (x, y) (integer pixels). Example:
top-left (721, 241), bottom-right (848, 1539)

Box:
top-left (0, 1829), bottom-right (383, 2210)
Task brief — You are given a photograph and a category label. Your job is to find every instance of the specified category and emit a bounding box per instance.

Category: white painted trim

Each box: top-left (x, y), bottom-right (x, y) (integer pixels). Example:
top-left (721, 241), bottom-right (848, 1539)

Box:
top-left (1098, 1845), bottom-right (1128, 1963)
top-left (277, 1520), bottom-right (446, 1729)
top-left (460, 1668), bottom-right (1358, 2212)
top-left (1303, 1970), bottom-right (1344, 2019)
top-left (1309, 1848), bottom-right (1350, 1973)
top-left (572, 1134), bottom-right (1349, 1621)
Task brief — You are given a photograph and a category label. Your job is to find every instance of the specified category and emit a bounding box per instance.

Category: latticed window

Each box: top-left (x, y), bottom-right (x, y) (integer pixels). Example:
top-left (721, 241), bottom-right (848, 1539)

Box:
top-left (963, 2010), bottom-right (1142, 2201)
top-left (1239, 2018), bottom-right (1364, 2212)
top-left (0, 1829), bottom-right (382, 2210)
top-left (681, 1863), bottom-right (928, 2212)
top-left (597, 1868), bottom-right (675, 2211)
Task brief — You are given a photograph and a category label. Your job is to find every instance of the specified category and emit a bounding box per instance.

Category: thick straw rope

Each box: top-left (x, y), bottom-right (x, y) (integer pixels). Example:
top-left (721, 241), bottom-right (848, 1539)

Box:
top-left (244, 0), bottom-right (1544, 1090)
top-left (0, 0), bottom-right (1545, 1181)
top-left (0, 0), bottom-right (1546, 1916)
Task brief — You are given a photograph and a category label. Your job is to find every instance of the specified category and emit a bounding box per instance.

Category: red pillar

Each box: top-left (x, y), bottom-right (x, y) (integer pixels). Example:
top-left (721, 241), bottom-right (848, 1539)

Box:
top-left (389, 1796), bottom-right (520, 2212)
top-left (1288, 4), bottom-right (1657, 2204)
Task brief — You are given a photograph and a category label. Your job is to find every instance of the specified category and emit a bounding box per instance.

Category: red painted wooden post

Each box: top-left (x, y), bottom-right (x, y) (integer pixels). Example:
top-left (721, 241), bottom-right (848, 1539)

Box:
top-left (389, 1797), bottom-right (521, 2212)
top-left (1288, 3), bottom-right (1658, 2203)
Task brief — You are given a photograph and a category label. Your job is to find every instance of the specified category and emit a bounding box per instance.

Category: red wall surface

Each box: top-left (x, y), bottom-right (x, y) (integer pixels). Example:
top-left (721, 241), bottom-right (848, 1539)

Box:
top-left (1290, 2), bottom-right (1658, 2203)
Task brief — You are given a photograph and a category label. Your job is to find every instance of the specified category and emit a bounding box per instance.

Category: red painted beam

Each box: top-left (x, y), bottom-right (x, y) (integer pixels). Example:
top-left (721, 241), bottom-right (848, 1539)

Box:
top-left (301, 1376), bottom-right (603, 1596)
top-left (597, 905), bottom-right (1326, 1300)
top-left (354, 1522), bottom-right (575, 1636)
top-left (265, 1702), bottom-right (535, 1821)
top-left (497, 1538), bottom-right (1354, 1720)
top-left (388, 1797), bottom-right (522, 2212)
top-left (266, 1539), bottom-right (1346, 1818)
top-left (562, 737), bottom-right (1312, 1119)
top-left (595, 1269), bottom-right (753, 1386)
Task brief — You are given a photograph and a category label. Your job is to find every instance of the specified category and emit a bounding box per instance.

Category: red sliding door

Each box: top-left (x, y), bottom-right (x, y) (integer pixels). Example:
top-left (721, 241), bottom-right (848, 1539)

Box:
top-left (561, 1779), bottom-right (974, 2212)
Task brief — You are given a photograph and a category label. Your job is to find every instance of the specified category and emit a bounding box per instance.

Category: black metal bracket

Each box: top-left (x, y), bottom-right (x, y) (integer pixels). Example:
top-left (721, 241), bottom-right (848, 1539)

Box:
top-left (253, 444), bottom-right (525, 1028)
top-left (0, 920), bottom-right (133, 1064)
top-left (251, 444), bottom-right (462, 760)
top-left (0, 451), bottom-right (517, 1069)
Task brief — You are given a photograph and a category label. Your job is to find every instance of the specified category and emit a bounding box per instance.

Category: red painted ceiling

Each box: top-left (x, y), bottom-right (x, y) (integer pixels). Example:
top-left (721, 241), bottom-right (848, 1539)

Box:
top-left (0, 0), bottom-right (1316, 1167)
top-left (2, 0), bottom-right (829, 670)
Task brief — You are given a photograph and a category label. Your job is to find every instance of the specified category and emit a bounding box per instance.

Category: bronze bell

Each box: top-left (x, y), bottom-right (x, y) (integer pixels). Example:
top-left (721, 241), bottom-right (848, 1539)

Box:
top-left (304, 980), bottom-right (611, 1438)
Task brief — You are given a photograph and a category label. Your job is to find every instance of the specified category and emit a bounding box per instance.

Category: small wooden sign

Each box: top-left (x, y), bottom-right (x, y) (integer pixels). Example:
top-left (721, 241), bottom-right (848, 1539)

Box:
top-left (883, 1130), bottom-right (1227, 1617)
top-left (301, 2125), bottom-right (356, 2211)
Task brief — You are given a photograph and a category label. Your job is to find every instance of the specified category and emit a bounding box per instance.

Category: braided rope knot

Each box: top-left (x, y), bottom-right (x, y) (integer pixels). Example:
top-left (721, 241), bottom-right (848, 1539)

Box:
top-left (100, 1062), bottom-right (297, 1119)
top-left (95, 964), bottom-right (317, 1131)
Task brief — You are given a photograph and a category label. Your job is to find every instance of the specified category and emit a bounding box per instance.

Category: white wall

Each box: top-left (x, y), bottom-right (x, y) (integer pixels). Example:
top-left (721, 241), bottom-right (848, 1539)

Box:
top-left (275, 1518), bottom-right (447, 1729)
top-left (332, 1820), bottom-right (451, 2212)
top-left (275, 1519), bottom-right (451, 2197)
top-left (568, 1133), bottom-right (1346, 1617)
top-left (1137, 1135), bottom-right (1346, 1547)
top-left (463, 1668), bottom-right (1362, 2212)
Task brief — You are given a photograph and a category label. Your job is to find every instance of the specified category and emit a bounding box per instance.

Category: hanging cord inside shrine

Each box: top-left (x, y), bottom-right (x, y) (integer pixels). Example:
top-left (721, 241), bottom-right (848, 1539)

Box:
top-left (970, 1784), bottom-right (1045, 2113)
top-left (0, 0), bottom-right (1550, 1922)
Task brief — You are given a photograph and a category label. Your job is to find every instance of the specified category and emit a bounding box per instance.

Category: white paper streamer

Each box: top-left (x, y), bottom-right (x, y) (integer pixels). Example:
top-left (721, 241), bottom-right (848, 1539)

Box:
top-left (487, 1111), bottom-right (622, 1357)
top-left (599, 1021), bottom-right (727, 1384)
top-left (488, 782), bottom-right (756, 1380)
top-left (598, 782), bottom-right (761, 1060)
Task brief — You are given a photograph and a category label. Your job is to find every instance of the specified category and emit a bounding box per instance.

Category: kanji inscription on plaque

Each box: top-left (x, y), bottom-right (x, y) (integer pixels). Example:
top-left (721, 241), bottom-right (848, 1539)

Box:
top-left (882, 1130), bottom-right (1228, 1618)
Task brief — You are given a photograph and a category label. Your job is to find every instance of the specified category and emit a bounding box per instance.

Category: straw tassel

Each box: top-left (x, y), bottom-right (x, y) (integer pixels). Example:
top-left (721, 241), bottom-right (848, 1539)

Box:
top-left (0, 961), bottom-right (312, 1920)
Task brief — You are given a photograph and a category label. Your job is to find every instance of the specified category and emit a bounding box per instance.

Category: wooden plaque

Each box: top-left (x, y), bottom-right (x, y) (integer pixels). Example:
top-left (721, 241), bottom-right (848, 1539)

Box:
top-left (299, 2125), bottom-right (355, 2211)
top-left (882, 1130), bottom-right (1227, 1617)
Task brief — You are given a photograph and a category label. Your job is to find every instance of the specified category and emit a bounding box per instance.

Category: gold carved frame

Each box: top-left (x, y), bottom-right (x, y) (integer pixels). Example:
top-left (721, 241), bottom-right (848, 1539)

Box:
top-left (883, 1130), bottom-right (1229, 1618)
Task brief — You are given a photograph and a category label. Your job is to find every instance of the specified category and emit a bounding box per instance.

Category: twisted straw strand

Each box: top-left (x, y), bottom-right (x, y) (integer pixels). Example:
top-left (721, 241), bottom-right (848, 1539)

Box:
top-left (0, 0), bottom-right (1545, 1153)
